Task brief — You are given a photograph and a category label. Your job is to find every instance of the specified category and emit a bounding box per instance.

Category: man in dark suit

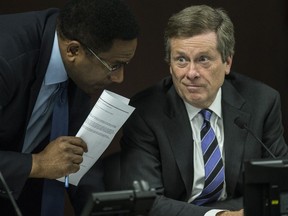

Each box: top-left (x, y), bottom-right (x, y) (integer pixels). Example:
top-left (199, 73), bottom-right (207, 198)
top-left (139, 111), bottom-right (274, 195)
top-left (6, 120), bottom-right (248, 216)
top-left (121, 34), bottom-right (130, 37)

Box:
top-left (120, 5), bottom-right (288, 216)
top-left (0, 0), bottom-right (139, 215)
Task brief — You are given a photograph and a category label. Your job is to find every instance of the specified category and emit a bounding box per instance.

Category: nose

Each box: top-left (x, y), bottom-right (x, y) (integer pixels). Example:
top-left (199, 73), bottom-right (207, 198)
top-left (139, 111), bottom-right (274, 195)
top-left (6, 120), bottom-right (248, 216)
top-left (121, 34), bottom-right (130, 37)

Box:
top-left (187, 62), bottom-right (200, 79)
top-left (110, 69), bottom-right (124, 83)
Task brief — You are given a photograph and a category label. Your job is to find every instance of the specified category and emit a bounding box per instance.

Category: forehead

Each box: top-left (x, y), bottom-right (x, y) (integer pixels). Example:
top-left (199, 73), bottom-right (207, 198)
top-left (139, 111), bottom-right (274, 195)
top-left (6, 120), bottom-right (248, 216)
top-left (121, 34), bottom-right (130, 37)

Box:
top-left (100, 39), bottom-right (138, 59)
top-left (170, 32), bottom-right (218, 53)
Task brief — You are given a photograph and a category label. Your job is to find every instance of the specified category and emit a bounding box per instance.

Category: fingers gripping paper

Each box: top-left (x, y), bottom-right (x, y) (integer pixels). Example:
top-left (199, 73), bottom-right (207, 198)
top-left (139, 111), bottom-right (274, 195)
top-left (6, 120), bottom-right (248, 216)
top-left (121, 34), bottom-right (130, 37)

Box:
top-left (58, 90), bottom-right (135, 185)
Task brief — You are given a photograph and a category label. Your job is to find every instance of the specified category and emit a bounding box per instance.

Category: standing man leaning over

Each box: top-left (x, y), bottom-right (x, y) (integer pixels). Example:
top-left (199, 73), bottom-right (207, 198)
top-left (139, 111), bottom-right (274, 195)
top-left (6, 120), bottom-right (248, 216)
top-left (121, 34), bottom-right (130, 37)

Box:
top-left (120, 4), bottom-right (288, 216)
top-left (0, 0), bottom-right (139, 215)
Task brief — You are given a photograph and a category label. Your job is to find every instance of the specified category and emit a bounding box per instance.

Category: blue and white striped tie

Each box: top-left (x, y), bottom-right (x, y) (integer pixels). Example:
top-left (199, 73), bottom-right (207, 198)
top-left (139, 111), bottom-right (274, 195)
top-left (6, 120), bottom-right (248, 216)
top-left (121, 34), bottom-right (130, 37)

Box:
top-left (193, 109), bottom-right (225, 205)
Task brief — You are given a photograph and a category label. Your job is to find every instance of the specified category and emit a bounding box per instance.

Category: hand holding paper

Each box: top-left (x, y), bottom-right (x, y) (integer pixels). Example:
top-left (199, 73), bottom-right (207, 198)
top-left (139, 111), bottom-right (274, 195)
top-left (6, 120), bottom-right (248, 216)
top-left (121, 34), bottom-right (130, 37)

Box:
top-left (58, 90), bottom-right (135, 185)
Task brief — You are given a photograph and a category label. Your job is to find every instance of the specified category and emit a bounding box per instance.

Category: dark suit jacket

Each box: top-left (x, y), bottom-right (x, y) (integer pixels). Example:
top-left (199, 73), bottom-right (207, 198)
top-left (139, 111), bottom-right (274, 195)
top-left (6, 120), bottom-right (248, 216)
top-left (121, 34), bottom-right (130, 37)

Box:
top-left (0, 9), bottom-right (104, 215)
top-left (120, 73), bottom-right (288, 216)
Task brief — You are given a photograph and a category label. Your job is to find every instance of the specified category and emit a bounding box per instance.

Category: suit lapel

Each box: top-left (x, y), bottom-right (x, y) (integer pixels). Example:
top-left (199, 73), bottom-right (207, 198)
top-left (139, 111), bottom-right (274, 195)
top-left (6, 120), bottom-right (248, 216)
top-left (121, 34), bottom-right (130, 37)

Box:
top-left (222, 80), bottom-right (250, 196)
top-left (161, 75), bottom-right (252, 198)
top-left (163, 86), bottom-right (194, 197)
top-left (26, 14), bottom-right (58, 124)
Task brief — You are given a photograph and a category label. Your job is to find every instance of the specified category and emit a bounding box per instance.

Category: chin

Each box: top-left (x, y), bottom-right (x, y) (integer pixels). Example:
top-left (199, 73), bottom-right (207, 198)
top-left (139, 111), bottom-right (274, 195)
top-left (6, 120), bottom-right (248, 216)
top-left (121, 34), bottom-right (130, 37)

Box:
top-left (87, 87), bottom-right (101, 95)
top-left (186, 96), bottom-right (205, 106)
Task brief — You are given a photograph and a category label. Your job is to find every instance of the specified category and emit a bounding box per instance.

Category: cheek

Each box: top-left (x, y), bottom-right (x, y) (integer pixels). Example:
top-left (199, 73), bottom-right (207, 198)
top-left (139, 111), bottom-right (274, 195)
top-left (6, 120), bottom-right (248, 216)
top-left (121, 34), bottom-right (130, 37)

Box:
top-left (210, 69), bottom-right (226, 89)
top-left (170, 65), bottom-right (185, 81)
top-left (70, 67), bottom-right (94, 87)
top-left (79, 65), bottom-right (101, 81)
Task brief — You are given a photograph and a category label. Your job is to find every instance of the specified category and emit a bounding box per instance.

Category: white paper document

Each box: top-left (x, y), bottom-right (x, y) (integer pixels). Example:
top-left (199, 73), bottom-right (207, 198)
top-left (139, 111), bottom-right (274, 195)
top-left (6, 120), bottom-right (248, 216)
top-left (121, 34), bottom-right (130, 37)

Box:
top-left (58, 90), bottom-right (135, 185)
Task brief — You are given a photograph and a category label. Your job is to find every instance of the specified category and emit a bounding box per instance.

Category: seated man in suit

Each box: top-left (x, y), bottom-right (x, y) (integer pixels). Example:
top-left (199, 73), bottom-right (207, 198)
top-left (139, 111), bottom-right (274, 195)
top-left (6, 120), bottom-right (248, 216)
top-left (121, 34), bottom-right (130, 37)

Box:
top-left (0, 0), bottom-right (139, 215)
top-left (120, 4), bottom-right (288, 216)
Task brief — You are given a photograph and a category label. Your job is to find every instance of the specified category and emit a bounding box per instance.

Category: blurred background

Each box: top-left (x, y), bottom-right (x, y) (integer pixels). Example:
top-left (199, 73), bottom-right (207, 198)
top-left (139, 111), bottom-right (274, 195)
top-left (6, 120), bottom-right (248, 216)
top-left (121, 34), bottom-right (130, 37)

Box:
top-left (1, 0), bottom-right (287, 156)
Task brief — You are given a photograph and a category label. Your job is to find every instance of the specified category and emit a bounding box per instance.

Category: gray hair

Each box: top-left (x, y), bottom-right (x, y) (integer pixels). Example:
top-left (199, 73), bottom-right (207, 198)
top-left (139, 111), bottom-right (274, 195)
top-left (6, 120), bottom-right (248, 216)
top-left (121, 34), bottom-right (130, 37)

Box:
top-left (164, 5), bottom-right (235, 63)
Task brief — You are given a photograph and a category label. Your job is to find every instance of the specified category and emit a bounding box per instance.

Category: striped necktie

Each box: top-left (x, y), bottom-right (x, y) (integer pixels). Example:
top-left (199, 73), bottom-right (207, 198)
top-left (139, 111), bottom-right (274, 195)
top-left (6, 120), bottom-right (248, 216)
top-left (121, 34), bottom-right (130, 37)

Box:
top-left (193, 109), bottom-right (225, 205)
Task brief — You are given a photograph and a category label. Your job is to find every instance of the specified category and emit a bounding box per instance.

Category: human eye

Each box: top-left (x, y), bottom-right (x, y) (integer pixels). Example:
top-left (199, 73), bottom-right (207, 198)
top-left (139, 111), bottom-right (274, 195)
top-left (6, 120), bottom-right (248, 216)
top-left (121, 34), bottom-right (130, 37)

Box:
top-left (196, 55), bottom-right (212, 67)
top-left (173, 56), bottom-right (189, 68)
top-left (111, 64), bottom-right (122, 71)
top-left (198, 56), bottom-right (209, 63)
top-left (111, 62), bottom-right (128, 72)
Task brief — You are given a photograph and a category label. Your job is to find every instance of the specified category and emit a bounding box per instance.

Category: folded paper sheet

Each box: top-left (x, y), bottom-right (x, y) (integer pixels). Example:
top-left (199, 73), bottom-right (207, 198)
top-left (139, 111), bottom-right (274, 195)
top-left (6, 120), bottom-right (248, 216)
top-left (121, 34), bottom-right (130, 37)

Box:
top-left (58, 90), bottom-right (135, 185)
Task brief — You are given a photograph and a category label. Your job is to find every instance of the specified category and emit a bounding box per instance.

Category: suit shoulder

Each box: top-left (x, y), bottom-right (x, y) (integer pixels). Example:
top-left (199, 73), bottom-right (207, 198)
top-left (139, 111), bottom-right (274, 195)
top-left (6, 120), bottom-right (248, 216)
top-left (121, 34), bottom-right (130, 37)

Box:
top-left (0, 9), bottom-right (58, 51)
top-left (226, 72), bottom-right (279, 96)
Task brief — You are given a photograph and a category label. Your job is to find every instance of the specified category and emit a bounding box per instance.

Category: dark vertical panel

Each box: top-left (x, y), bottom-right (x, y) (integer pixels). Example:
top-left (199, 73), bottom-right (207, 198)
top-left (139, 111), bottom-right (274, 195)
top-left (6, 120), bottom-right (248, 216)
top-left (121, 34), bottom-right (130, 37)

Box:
top-left (0, 0), bottom-right (67, 13)
top-left (116, 0), bottom-right (288, 148)
top-left (1, 0), bottom-right (287, 153)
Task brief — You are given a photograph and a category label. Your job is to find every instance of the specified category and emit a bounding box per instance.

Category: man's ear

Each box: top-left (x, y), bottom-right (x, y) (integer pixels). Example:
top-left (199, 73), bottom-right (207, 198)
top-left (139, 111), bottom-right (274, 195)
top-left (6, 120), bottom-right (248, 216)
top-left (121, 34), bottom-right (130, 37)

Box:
top-left (225, 55), bottom-right (233, 75)
top-left (66, 41), bottom-right (81, 57)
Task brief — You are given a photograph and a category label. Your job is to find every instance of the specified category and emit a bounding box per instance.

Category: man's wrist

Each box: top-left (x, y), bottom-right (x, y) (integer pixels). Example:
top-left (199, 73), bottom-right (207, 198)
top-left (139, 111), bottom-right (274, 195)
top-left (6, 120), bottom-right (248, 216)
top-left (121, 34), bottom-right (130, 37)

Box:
top-left (216, 211), bottom-right (229, 216)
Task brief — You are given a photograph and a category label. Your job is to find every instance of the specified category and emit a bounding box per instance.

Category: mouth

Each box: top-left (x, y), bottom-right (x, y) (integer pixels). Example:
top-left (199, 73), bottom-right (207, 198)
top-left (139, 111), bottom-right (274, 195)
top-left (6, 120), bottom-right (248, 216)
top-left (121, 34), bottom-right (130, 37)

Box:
top-left (184, 84), bottom-right (203, 92)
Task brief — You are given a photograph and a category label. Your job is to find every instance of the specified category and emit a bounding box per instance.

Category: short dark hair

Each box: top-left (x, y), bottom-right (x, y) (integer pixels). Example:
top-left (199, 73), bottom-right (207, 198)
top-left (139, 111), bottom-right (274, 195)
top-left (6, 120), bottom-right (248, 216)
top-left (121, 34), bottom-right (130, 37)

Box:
top-left (57, 0), bottom-right (139, 53)
top-left (164, 5), bottom-right (235, 63)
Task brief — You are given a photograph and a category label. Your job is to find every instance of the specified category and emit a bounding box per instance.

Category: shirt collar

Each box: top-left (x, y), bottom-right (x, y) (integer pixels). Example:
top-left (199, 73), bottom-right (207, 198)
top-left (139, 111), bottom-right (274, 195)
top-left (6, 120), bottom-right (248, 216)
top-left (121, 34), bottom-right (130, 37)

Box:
top-left (184, 88), bottom-right (222, 120)
top-left (44, 32), bottom-right (68, 85)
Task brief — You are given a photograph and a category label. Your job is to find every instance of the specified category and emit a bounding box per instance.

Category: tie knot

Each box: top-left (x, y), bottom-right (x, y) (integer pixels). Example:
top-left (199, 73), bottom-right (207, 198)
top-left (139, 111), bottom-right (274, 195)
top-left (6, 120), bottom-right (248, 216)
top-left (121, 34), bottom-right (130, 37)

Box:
top-left (60, 80), bottom-right (68, 89)
top-left (200, 109), bottom-right (212, 122)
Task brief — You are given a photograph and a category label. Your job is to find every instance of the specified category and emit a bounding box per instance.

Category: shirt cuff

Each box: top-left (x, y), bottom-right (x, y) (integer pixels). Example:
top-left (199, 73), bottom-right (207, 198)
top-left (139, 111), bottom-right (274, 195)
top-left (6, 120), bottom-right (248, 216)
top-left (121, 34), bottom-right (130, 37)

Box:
top-left (204, 209), bottom-right (226, 216)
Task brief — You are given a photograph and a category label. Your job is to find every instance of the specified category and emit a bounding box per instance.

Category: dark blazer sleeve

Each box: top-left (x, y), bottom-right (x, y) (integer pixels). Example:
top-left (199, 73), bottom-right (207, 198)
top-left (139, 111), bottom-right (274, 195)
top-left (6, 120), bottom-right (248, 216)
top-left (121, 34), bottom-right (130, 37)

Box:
top-left (0, 56), bottom-right (34, 198)
top-left (0, 9), bottom-right (58, 199)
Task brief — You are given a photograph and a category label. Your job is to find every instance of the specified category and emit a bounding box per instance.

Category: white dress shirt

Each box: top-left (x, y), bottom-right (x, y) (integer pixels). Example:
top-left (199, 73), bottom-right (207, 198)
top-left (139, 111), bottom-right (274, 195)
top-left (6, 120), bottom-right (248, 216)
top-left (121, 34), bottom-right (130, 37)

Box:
top-left (184, 89), bottom-right (227, 215)
top-left (22, 32), bottom-right (68, 153)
